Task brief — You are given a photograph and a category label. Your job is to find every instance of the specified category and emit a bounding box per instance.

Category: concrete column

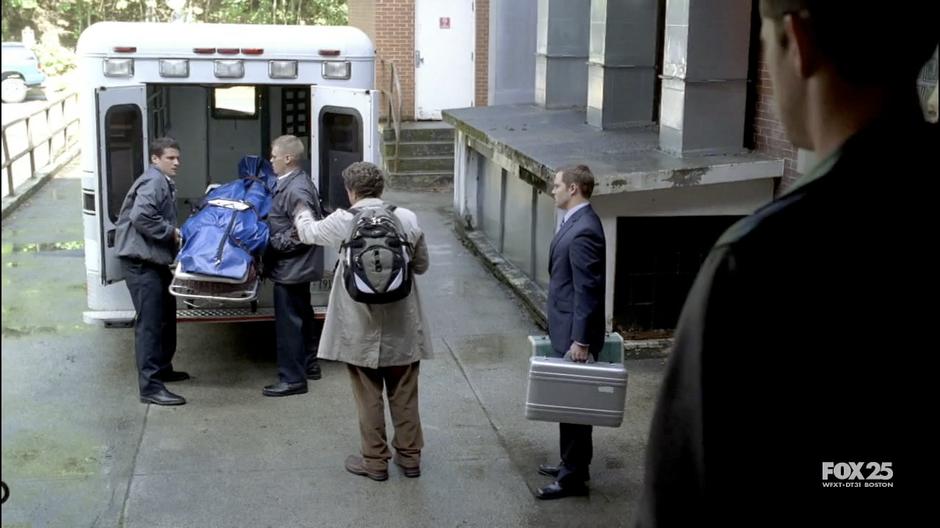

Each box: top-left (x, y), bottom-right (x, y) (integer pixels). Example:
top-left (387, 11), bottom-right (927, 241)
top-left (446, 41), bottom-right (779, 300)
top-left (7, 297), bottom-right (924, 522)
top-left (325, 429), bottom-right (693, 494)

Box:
top-left (535, 0), bottom-right (591, 109)
top-left (489, 0), bottom-right (538, 105)
top-left (659, 0), bottom-right (751, 156)
top-left (587, 0), bottom-right (661, 129)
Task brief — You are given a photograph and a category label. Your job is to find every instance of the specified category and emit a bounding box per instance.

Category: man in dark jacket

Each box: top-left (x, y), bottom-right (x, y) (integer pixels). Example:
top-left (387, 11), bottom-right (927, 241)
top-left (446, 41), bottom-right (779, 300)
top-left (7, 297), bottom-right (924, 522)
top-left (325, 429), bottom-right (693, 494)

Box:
top-left (634, 2), bottom-right (938, 526)
top-left (262, 134), bottom-right (324, 397)
top-left (116, 137), bottom-right (188, 406)
top-left (537, 164), bottom-right (607, 500)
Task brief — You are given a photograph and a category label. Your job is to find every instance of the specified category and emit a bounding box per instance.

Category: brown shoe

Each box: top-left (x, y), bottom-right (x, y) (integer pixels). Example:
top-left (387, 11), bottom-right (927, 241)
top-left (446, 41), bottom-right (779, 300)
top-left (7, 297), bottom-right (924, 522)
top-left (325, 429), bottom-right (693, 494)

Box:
top-left (393, 454), bottom-right (421, 478)
top-left (344, 455), bottom-right (388, 481)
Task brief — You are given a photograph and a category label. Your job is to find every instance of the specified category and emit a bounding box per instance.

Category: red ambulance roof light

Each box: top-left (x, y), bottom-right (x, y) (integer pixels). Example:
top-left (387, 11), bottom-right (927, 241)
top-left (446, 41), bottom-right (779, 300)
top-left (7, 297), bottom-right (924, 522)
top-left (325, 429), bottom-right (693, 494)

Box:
top-left (193, 48), bottom-right (216, 54)
top-left (218, 48), bottom-right (239, 55)
top-left (318, 49), bottom-right (341, 57)
top-left (113, 46), bottom-right (137, 53)
top-left (241, 48), bottom-right (264, 55)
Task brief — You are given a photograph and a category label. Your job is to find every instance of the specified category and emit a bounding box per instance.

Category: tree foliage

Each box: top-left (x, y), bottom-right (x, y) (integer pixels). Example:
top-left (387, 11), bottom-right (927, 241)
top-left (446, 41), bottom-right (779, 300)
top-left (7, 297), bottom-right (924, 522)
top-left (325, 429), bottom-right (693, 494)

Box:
top-left (2, 0), bottom-right (349, 48)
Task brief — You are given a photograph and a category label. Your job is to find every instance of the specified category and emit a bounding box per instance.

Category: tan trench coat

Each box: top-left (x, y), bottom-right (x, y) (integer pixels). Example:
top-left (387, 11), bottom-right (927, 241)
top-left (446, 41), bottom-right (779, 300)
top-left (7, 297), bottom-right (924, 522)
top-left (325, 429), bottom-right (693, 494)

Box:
top-left (294, 198), bottom-right (433, 368)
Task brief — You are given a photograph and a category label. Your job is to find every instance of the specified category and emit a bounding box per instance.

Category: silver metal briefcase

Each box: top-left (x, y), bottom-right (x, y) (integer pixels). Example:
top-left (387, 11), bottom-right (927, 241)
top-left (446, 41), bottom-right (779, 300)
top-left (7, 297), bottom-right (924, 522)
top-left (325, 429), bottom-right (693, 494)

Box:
top-left (525, 355), bottom-right (628, 428)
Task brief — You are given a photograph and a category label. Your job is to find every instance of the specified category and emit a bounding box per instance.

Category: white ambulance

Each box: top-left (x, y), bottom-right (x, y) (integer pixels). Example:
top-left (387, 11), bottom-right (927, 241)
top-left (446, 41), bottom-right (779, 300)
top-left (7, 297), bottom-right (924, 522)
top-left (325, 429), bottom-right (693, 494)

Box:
top-left (77, 22), bottom-right (381, 326)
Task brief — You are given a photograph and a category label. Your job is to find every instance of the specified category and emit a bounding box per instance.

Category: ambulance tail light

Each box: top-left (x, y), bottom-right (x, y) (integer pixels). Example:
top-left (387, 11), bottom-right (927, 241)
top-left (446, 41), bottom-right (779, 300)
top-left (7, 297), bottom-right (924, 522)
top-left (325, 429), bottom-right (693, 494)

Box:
top-left (322, 61), bottom-right (351, 80)
top-left (103, 59), bottom-right (134, 77)
top-left (159, 59), bottom-right (189, 78)
top-left (269, 60), bottom-right (298, 79)
top-left (214, 60), bottom-right (245, 79)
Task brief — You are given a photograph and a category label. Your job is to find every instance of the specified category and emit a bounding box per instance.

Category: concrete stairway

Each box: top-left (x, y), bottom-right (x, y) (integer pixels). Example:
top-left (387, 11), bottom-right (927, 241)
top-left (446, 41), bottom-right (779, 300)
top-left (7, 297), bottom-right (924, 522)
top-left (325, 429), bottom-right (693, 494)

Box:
top-left (380, 121), bottom-right (455, 191)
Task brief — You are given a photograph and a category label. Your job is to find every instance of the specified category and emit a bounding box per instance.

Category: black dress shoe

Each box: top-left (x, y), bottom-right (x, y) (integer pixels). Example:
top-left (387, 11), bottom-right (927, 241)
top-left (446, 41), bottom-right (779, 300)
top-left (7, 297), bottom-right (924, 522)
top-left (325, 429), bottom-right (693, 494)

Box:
top-left (262, 381), bottom-right (308, 397)
top-left (306, 362), bottom-right (322, 380)
top-left (140, 388), bottom-right (186, 406)
top-left (535, 481), bottom-right (589, 500)
top-left (538, 463), bottom-right (590, 480)
top-left (538, 463), bottom-right (561, 478)
top-left (155, 370), bottom-right (190, 382)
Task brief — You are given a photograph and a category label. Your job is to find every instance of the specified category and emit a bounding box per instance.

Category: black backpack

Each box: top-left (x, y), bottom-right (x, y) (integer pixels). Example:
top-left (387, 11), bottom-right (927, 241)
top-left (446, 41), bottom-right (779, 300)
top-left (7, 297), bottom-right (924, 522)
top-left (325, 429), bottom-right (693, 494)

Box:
top-left (341, 204), bottom-right (413, 304)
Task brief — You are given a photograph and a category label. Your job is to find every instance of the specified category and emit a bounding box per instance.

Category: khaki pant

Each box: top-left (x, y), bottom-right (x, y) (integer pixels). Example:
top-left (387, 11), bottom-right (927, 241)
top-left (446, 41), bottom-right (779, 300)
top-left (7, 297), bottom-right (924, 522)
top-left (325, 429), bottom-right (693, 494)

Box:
top-left (347, 361), bottom-right (423, 472)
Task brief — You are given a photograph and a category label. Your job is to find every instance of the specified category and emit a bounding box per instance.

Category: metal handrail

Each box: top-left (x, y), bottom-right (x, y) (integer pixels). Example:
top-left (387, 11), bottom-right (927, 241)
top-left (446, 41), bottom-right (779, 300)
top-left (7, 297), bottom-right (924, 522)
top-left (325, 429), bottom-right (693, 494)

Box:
top-left (377, 56), bottom-right (402, 174)
top-left (1, 91), bottom-right (80, 197)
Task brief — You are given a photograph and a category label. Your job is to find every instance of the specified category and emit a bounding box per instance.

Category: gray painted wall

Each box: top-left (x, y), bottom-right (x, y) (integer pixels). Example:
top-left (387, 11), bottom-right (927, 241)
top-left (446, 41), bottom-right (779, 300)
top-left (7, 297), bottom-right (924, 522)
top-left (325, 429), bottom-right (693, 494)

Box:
top-left (166, 86), bottom-right (208, 222)
top-left (488, 0), bottom-right (538, 105)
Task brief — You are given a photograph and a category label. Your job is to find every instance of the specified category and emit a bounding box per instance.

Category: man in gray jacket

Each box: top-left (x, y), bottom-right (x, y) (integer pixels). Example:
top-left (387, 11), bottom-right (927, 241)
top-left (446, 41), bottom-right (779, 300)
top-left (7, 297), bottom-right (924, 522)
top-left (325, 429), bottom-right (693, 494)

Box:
top-left (294, 162), bottom-right (432, 481)
top-left (116, 137), bottom-right (188, 406)
top-left (262, 135), bottom-right (324, 397)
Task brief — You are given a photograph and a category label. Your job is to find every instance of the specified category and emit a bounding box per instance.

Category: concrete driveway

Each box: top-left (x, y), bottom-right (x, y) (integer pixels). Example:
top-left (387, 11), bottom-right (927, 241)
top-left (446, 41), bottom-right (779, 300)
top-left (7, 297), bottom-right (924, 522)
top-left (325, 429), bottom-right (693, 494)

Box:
top-left (0, 164), bottom-right (666, 527)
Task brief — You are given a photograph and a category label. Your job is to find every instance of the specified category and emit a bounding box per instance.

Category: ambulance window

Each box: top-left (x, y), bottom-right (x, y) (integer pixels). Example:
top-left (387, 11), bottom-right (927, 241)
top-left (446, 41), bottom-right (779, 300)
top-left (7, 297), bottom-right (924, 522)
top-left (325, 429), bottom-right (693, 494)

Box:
top-left (212, 86), bottom-right (258, 119)
top-left (318, 109), bottom-right (362, 211)
top-left (105, 105), bottom-right (144, 223)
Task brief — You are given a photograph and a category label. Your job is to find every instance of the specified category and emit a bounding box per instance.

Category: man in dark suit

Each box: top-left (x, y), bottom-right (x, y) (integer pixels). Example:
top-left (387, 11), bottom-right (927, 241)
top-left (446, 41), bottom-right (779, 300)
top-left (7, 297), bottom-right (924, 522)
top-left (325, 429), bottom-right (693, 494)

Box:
top-left (633, 2), bottom-right (937, 526)
top-left (115, 137), bottom-right (189, 406)
top-left (262, 134), bottom-right (324, 397)
top-left (536, 164), bottom-right (607, 500)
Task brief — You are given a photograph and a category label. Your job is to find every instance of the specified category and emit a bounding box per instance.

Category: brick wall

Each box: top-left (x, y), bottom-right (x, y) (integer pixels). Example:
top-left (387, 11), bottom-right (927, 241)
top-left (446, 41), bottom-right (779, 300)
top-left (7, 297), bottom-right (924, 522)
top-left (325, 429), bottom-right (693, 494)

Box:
top-left (752, 54), bottom-right (800, 193)
top-left (360, 0), bottom-right (489, 121)
top-left (375, 0), bottom-right (417, 120)
top-left (475, 0), bottom-right (489, 106)
top-left (348, 0), bottom-right (377, 42)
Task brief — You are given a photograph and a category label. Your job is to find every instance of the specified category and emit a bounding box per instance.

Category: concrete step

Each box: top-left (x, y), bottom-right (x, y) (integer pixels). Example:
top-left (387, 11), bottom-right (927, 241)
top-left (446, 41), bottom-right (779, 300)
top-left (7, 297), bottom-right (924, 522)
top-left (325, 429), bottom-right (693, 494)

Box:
top-left (383, 140), bottom-right (454, 158)
top-left (388, 171), bottom-right (454, 191)
top-left (381, 124), bottom-right (455, 143)
top-left (393, 156), bottom-right (454, 173)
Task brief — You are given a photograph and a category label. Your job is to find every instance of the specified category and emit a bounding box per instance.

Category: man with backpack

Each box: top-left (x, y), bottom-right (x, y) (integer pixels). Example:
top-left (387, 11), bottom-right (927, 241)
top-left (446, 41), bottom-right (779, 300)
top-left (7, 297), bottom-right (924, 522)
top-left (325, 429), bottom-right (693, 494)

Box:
top-left (293, 161), bottom-right (432, 481)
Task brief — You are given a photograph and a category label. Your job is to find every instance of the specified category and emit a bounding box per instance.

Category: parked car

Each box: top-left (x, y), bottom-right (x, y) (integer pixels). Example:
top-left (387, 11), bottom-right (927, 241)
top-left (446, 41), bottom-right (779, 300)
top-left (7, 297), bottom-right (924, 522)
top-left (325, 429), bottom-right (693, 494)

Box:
top-left (1, 42), bottom-right (46, 103)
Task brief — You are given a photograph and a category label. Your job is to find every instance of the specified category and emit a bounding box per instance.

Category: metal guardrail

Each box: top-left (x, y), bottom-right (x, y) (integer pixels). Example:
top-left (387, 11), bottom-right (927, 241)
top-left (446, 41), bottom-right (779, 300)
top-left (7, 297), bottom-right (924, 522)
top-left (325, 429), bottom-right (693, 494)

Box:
top-left (378, 56), bottom-right (402, 174)
top-left (1, 92), bottom-right (80, 198)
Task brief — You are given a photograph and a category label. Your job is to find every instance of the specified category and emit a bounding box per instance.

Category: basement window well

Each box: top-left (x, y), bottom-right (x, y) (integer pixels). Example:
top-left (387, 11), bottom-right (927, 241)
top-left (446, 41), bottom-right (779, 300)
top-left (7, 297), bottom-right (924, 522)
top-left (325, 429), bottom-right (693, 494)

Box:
top-left (614, 216), bottom-right (742, 337)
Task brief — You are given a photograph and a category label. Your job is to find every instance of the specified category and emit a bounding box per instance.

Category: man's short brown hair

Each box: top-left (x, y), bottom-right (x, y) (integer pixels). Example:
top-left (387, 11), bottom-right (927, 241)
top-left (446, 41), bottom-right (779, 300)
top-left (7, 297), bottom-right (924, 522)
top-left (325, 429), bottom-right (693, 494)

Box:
top-left (760, 0), bottom-right (938, 85)
top-left (149, 137), bottom-right (180, 158)
top-left (342, 161), bottom-right (385, 199)
top-left (558, 164), bottom-right (595, 199)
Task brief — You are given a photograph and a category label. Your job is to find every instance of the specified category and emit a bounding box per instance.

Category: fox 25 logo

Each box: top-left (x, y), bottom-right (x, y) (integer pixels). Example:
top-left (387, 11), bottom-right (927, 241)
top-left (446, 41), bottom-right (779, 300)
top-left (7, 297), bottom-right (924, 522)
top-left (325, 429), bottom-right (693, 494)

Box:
top-left (822, 462), bottom-right (893, 481)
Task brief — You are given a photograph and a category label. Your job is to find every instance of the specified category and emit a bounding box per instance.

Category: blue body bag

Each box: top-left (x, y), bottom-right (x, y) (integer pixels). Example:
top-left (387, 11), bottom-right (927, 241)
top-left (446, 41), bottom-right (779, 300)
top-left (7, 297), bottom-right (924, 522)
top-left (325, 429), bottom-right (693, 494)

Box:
top-left (177, 156), bottom-right (277, 281)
